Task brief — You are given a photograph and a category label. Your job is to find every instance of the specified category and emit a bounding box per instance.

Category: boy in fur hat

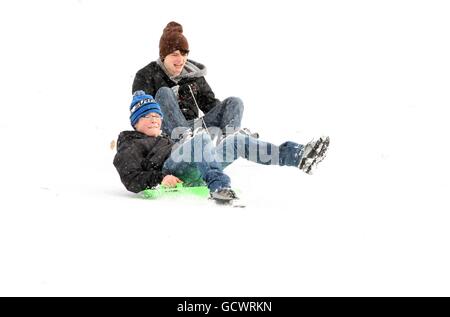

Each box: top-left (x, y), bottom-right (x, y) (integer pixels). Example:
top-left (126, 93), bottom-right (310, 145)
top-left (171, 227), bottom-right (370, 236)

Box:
top-left (132, 21), bottom-right (256, 142)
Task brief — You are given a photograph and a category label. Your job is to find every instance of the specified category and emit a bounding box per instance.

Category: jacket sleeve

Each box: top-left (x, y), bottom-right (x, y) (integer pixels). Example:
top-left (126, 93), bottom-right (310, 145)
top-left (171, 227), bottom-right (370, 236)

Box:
top-left (197, 77), bottom-right (220, 113)
top-left (113, 142), bottom-right (167, 193)
top-left (132, 70), bottom-right (157, 96)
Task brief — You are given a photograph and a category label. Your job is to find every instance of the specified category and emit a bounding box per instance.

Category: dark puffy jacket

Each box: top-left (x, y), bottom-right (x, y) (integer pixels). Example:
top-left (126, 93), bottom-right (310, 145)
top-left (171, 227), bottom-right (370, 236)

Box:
top-left (132, 60), bottom-right (221, 120)
top-left (113, 131), bottom-right (174, 193)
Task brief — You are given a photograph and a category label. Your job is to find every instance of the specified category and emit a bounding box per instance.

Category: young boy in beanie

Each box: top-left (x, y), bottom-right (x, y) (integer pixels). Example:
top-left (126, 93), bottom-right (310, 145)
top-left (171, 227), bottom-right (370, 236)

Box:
top-left (132, 21), bottom-right (253, 142)
top-left (114, 91), bottom-right (330, 202)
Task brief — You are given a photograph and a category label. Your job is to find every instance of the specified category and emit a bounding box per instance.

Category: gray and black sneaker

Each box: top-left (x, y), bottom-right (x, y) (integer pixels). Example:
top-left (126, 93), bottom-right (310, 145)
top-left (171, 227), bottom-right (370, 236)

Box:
top-left (299, 136), bottom-right (330, 175)
top-left (239, 128), bottom-right (259, 139)
top-left (210, 187), bottom-right (239, 203)
top-left (214, 127), bottom-right (260, 146)
top-left (174, 127), bottom-right (206, 144)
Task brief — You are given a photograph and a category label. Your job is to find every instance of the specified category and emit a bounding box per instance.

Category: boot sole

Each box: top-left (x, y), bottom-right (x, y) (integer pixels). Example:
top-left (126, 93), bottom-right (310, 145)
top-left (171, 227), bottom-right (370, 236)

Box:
top-left (304, 136), bottom-right (330, 174)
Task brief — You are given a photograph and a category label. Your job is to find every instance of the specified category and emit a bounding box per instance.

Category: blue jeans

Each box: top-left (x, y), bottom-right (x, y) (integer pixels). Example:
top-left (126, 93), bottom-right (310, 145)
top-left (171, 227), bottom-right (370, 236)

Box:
top-left (155, 87), bottom-right (244, 137)
top-left (162, 131), bottom-right (304, 192)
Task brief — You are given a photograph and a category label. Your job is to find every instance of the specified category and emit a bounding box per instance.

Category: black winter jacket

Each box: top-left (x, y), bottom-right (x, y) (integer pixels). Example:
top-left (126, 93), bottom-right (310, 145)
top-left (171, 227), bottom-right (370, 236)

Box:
top-left (113, 131), bottom-right (174, 193)
top-left (132, 60), bottom-right (221, 120)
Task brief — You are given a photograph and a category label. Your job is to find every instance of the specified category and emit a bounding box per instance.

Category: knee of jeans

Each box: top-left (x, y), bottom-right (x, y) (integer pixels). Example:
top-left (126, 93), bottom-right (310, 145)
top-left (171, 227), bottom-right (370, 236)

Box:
top-left (225, 96), bottom-right (244, 109)
top-left (156, 87), bottom-right (175, 100)
top-left (226, 97), bottom-right (244, 107)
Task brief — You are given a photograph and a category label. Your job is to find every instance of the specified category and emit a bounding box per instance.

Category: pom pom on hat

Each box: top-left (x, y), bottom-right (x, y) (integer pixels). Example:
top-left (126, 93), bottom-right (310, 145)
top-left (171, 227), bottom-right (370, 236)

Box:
top-left (164, 21), bottom-right (183, 33)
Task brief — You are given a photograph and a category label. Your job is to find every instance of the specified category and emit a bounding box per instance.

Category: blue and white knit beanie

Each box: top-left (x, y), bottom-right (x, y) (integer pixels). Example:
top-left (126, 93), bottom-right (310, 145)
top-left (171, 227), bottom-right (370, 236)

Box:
top-left (130, 91), bottom-right (163, 127)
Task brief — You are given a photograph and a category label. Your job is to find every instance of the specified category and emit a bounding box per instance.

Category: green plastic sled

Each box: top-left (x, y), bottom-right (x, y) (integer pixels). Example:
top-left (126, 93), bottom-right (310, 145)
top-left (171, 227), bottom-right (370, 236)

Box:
top-left (141, 183), bottom-right (210, 199)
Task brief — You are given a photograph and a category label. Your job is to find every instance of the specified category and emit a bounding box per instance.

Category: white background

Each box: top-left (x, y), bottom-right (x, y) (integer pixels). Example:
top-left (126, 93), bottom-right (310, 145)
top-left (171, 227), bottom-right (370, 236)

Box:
top-left (0, 0), bottom-right (449, 296)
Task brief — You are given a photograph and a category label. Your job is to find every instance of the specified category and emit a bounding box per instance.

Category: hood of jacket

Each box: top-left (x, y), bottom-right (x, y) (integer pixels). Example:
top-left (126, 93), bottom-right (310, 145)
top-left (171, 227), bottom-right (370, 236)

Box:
top-left (156, 58), bottom-right (207, 83)
top-left (117, 130), bottom-right (151, 143)
top-left (117, 130), bottom-right (173, 147)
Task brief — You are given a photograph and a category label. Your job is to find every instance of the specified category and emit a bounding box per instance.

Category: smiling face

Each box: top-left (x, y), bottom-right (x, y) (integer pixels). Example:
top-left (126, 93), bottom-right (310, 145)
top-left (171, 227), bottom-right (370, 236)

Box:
top-left (163, 50), bottom-right (188, 76)
top-left (134, 113), bottom-right (162, 137)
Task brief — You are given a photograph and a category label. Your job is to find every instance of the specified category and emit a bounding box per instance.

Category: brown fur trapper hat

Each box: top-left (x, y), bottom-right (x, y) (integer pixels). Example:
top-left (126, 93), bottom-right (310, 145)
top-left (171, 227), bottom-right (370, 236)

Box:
top-left (159, 21), bottom-right (189, 60)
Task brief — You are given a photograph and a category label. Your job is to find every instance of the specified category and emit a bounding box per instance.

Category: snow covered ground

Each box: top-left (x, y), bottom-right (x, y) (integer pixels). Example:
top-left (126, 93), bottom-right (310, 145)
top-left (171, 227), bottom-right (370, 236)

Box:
top-left (1, 0), bottom-right (450, 296)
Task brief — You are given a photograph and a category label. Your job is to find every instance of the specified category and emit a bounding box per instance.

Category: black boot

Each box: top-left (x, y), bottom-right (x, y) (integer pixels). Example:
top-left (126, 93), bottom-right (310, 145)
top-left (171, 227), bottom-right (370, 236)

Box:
top-left (210, 188), bottom-right (239, 203)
